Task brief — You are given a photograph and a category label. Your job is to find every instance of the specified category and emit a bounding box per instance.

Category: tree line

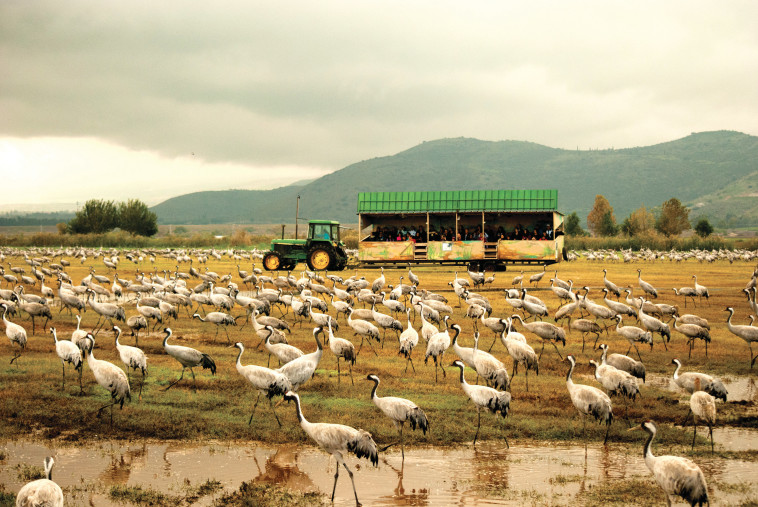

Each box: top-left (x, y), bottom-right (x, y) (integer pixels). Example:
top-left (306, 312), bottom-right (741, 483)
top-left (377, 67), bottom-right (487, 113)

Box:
top-left (63, 199), bottom-right (158, 236)
top-left (564, 195), bottom-right (714, 238)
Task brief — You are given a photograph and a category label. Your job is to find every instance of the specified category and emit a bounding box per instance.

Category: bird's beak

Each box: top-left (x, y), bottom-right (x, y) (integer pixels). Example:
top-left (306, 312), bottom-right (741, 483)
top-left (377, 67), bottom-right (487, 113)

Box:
top-left (627, 426), bottom-right (641, 432)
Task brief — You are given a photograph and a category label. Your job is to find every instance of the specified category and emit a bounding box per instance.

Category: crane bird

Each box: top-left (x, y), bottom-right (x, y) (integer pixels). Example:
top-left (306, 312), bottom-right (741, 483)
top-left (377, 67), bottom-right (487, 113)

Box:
top-left (15, 457), bottom-right (64, 507)
top-left (264, 325), bottom-right (303, 367)
top-left (471, 332), bottom-right (510, 390)
top-left (113, 326), bottom-right (147, 401)
top-left (283, 391), bottom-right (378, 507)
top-left (232, 341), bottom-right (291, 427)
top-left (86, 289), bottom-right (125, 336)
top-left (450, 360), bottom-right (511, 446)
top-left (346, 308), bottom-right (379, 356)
top-left (529, 265), bottom-right (546, 288)
top-left (50, 327), bottom-right (82, 391)
top-left (683, 378), bottom-right (716, 453)
top-left (499, 318), bottom-right (538, 392)
top-left (2, 302), bottom-right (26, 364)
top-left (602, 269), bottom-right (621, 299)
top-left (564, 355), bottom-right (613, 444)
top-left (569, 319), bottom-right (603, 352)
top-left (692, 275), bottom-right (709, 304)
top-left (325, 317), bottom-right (356, 384)
top-left (598, 343), bottom-right (646, 383)
top-left (126, 314), bottom-right (148, 346)
top-left (725, 307), bottom-right (758, 368)
top-left (398, 308), bottom-right (420, 374)
top-left (613, 315), bottom-right (653, 361)
top-left (371, 266), bottom-right (386, 293)
top-left (511, 270), bottom-right (524, 287)
top-left (407, 264), bottom-right (420, 287)
top-left (276, 327), bottom-right (324, 392)
top-left (85, 333), bottom-right (131, 424)
top-left (425, 319), bottom-right (458, 382)
top-left (637, 269), bottom-right (658, 299)
top-left (629, 421), bottom-right (709, 506)
top-left (366, 374), bottom-right (429, 460)
top-left (589, 353), bottom-right (639, 421)
top-left (671, 358), bottom-right (727, 401)
top-left (638, 298), bottom-right (671, 350)
top-left (479, 313), bottom-right (508, 352)
top-left (161, 327), bottom-right (216, 391)
top-left (15, 299), bottom-right (53, 336)
top-left (511, 314), bottom-right (566, 359)
top-left (192, 311), bottom-right (238, 343)
top-left (673, 287), bottom-right (698, 308)
top-left (673, 318), bottom-right (711, 358)
top-left (371, 302), bottom-right (403, 346)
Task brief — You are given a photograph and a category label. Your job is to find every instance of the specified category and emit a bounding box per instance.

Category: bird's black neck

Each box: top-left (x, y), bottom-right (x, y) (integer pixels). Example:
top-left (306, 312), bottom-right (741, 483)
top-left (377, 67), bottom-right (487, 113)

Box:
top-left (370, 378), bottom-right (379, 399)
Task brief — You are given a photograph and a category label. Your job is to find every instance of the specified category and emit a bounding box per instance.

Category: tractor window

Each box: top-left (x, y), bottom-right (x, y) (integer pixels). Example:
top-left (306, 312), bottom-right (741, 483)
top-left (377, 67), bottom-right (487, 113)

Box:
top-left (310, 224), bottom-right (332, 240)
top-left (331, 224), bottom-right (340, 242)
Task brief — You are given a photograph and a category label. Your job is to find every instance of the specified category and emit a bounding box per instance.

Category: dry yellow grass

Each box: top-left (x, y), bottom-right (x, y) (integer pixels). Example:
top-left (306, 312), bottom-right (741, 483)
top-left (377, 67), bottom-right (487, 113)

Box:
top-left (1, 252), bottom-right (756, 450)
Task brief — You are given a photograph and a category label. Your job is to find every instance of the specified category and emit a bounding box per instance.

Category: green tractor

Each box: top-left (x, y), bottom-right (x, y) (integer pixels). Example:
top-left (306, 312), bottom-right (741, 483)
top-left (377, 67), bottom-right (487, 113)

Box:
top-left (262, 220), bottom-right (349, 272)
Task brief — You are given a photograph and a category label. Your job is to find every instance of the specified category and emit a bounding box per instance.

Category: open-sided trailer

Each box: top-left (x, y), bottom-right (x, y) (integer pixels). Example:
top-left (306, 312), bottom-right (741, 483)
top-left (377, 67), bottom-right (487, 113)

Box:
top-left (357, 190), bottom-right (565, 270)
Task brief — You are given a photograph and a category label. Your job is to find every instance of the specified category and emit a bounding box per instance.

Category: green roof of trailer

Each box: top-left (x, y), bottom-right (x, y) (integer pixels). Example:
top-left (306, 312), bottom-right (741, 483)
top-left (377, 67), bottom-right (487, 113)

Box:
top-left (357, 190), bottom-right (559, 214)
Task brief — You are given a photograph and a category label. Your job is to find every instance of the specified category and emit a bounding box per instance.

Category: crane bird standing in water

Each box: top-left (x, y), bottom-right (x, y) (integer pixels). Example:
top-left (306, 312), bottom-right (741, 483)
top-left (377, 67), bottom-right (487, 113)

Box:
top-left (366, 373), bottom-right (429, 460)
top-left (564, 355), bottom-right (613, 444)
top-left (450, 360), bottom-right (511, 447)
top-left (113, 326), bottom-right (147, 401)
top-left (161, 327), bottom-right (216, 391)
top-left (15, 457), bottom-right (63, 507)
top-left (684, 378), bottom-right (716, 453)
top-left (629, 420), bottom-right (709, 506)
top-left (283, 391), bottom-right (378, 507)
top-left (232, 341), bottom-right (291, 427)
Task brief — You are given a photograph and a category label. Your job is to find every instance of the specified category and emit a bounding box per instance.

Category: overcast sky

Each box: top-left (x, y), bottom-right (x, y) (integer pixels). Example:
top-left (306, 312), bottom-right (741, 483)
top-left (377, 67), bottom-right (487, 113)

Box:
top-left (1, 1), bottom-right (757, 210)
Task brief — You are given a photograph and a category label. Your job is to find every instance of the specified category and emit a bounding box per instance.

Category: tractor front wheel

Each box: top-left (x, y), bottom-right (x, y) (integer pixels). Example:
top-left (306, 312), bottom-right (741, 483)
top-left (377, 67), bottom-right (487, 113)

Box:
top-left (307, 247), bottom-right (333, 271)
top-left (263, 252), bottom-right (283, 271)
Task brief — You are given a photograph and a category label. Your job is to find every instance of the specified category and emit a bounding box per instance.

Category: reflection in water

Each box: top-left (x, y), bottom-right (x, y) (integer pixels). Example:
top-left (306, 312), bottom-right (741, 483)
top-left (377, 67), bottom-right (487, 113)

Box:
top-left (1, 439), bottom-right (756, 506)
top-left (253, 447), bottom-right (316, 492)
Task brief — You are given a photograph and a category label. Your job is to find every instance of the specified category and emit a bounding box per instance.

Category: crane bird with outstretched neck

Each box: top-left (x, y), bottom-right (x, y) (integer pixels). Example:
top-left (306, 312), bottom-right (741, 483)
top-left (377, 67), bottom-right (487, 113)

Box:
top-left (283, 391), bottom-right (378, 507)
top-left (598, 343), bottom-right (646, 383)
top-left (15, 457), bottom-right (64, 507)
top-left (499, 318), bottom-right (539, 392)
top-left (450, 360), bottom-right (511, 447)
top-left (398, 308), bottom-right (420, 374)
top-left (637, 269), bottom-right (658, 299)
top-left (113, 326), bottom-right (147, 401)
top-left (192, 311), bottom-right (238, 343)
top-left (725, 306), bottom-right (758, 368)
top-left (602, 269), bottom-right (621, 299)
top-left (366, 374), bottom-right (429, 460)
top-left (425, 318), bottom-right (457, 382)
top-left (671, 358), bottom-right (727, 401)
top-left (2, 302), bottom-right (26, 364)
top-left (629, 421), bottom-right (709, 506)
top-left (161, 327), bottom-right (216, 391)
top-left (85, 333), bottom-right (131, 424)
top-left (613, 315), bottom-right (652, 361)
top-left (325, 317), bottom-right (356, 384)
top-left (232, 341), bottom-right (291, 427)
top-left (51, 327), bottom-right (82, 391)
top-left (511, 314), bottom-right (566, 359)
top-left (564, 354), bottom-right (613, 444)
top-left (276, 327), bottom-right (323, 392)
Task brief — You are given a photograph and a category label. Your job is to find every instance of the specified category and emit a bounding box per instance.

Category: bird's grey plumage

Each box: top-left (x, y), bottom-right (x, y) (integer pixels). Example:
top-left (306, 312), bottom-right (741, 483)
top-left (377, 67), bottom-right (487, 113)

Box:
top-left (284, 391), bottom-right (378, 506)
top-left (671, 358), bottom-right (727, 401)
top-left (451, 360), bottom-right (511, 446)
top-left (2, 303), bottom-right (27, 364)
top-left (86, 334), bottom-right (131, 423)
top-left (725, 306), bottom-right (758, 368)
top-left (276, 327), bottom-right (323, 391)
top-left (233, 342), bottom-right (290, 426)
top-left (599, 343), bottom-right (646, 383)
top-left (162, 328), bottom-right (216, 391)
top-left (631, 421), bottom-right (709, 507)
top-left (564, 355), bottom-right (613, 444)
top-left (367, 374), bottom-right (428, 459)
top-left (51, 327), bottom-right (82, 390)
top-left (15, 457), bottom-right (63, 507)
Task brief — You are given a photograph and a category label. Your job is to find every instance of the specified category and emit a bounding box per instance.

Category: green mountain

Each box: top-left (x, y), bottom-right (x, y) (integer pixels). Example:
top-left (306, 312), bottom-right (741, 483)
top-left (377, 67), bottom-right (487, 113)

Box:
top-left (152, 130), bottom-right (758, 228)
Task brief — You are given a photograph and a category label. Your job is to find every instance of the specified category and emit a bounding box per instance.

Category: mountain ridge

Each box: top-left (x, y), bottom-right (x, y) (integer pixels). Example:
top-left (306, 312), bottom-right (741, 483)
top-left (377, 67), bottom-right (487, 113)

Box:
top-left (152, 130), bottom-right (758, 228)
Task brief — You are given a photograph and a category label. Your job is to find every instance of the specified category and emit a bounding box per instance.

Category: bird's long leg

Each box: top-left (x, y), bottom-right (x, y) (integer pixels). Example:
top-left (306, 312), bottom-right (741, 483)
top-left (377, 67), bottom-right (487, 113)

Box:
top-left (61, 360), bottom-right (66, 390)
top-left (708, 423), bottom-right (714, 454)
top-left (473, 409), bottom-right (482, 446)
top-left (364, 336), bottom-right (378, 356)
top-left (581, 334), bottom-right (586, 352)
top-left (551, 341), bottom-right (564, 360)
top-left (604, 420), bottom-right (610, 445)
top-left (249, 392), bottom-right (262, 424)
top-left (330, 459), bottom-right (341, 502)
top-left (399, 425), bottom-right (405, 461)
top-left (488, 334), bottom-right (497, 353)
top-left (433, 359), bottom-right (438, 383)
top-left (78, 366), bottom-right (84, 395)
top-left (525, 368), bottom-right (529, 392)
top-left (660, 333), bottom-right (668, 351)
top-left (593, 332), bottom-right (601, 350)
top-left (705, 339), bottom-right (708, 358)
top-left (138, 370), bottom-right (144, 402)
top-left (682, 409), bottom-right (692, 427)
top-left (538, 341), bottom-right (546, 359)
top-left (190, 367), bottom-right (197, 391)
top-left (502, 419), bottom-right (510, 449)
top-left (348, 361), bottom-right (354, 386)
top-left (336, 357), bottom-right (341, 384)
top-left (634, 343), bottom-right (643, 362)
top-left (268, 396), bottom-right (282, 427)
top-left (10, 350), bottom-right (22, 365)
top-left (751, 344), bottom-right (757, 369)
top-left (692, 420), bottom-right (698, 449)
top-left (342, 461), bottom-right (361, 507)
top-left (163, 367), bottom-right (186, 391)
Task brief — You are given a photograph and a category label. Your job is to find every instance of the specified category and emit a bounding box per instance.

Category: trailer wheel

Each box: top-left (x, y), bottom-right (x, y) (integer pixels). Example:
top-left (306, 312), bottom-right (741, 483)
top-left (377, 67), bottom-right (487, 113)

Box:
top-left (307, 247), bottom-right (333, 271)
top-left (263, 252), bottom-right (282, 271)
top-left (562, 247), bottom-right (568, 261)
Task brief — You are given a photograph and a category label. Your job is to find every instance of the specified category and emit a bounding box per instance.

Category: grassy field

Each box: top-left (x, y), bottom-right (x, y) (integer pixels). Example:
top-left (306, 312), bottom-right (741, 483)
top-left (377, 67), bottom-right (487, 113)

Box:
top-left (1, 252), bottom-right (757, 459)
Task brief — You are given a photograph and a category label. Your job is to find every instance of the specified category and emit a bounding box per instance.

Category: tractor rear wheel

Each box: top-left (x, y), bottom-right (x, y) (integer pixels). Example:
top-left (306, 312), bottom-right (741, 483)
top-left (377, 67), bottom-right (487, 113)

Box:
top-left (307, 247), bottom-right (333, 271)
top-left (263, 252), bottom-right (283, 271)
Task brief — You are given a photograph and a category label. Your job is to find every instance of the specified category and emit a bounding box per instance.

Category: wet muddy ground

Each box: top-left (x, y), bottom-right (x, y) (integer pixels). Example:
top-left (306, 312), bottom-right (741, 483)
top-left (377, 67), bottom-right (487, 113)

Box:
top-left (2, 438), bottom-right (756, 505)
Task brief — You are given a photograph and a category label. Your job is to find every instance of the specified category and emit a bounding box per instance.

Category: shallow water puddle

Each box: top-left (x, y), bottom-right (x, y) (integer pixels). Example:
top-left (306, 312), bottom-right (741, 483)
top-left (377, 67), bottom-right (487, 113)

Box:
top-left (1, 439), bottom-right (756, 505)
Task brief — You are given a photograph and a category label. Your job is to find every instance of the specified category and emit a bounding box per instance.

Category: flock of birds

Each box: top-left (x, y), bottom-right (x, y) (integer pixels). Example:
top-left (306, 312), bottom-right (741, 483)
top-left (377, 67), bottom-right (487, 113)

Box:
top-left (3, 245), bottom-right (758, 506)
